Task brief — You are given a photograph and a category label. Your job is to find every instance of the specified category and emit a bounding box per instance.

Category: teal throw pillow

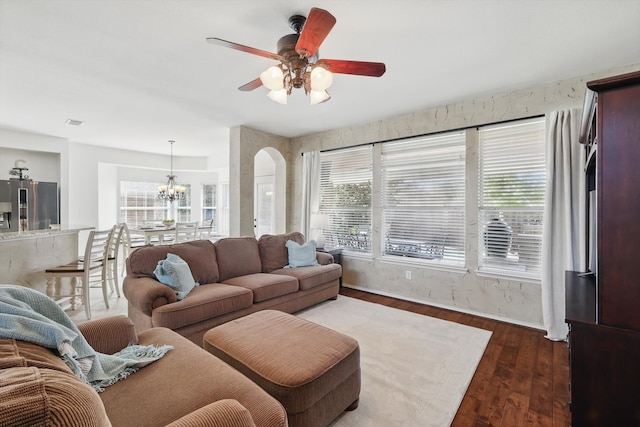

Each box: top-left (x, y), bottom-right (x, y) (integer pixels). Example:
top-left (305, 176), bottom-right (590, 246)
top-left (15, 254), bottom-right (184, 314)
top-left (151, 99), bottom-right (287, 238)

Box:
top-left (285, 239), bottom-right (320, 268)
top-left (153, 253), bottom-right (199, 300)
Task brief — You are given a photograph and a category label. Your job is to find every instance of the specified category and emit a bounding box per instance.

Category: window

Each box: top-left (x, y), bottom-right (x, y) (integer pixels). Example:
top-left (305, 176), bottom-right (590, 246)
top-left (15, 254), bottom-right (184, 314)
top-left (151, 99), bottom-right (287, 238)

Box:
top-left (478, 118), bottom-right (545, 277)
top-left (218, 182), bottom-right (229, 236)
top-left (119, 181), bottom-right (192, 225)
top-left (202, 183), bottom-right (217, 230)
top-left (175, 184), bottom-right (192, 222)
top-left (381, 132), bottom-right (466, 266)
top-left (119, 181), bottom-right (166, 226)
top-left (319, 146), bottom-right (373, 253)
top-left (255, 181), bottom-right (274, 238)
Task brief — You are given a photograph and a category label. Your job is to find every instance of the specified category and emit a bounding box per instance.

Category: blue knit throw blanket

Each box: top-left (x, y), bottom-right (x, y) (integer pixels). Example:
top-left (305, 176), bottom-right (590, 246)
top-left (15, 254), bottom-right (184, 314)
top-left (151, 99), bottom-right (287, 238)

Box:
top-left (0, 285), bottom-right (172, 392)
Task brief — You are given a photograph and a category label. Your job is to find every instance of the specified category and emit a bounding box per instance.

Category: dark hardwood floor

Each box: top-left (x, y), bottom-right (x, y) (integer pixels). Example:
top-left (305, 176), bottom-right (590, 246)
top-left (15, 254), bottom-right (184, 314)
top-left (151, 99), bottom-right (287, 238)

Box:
top-left (340, 287), bottom-right (571, 427)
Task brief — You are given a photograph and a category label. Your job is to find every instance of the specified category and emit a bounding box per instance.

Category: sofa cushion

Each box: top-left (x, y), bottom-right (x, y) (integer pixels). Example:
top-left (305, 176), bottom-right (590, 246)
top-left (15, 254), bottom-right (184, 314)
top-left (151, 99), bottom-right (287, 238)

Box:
top-left (1, 339), bottom-right (71, 374)
top-left (258, 232), bottom-right (305, 273)
top-left (151, 283), bottom-right (253, 330)
top-left (272, 263), bottom-right (342, 291)
top-left (165, 399), bottom-right (257, 427)
top-left (127, 240), bottom-right (219, 285)
top-left (215, 237), bottom-right (262, 282)
top-left (154, 253), bottom-right (199, 300)
top-left (223, 273), bottom-right (299, 303)
top-left (0, 367), bottom-right (111, 427)
top-left (99, 327), bottom-right (288, 427)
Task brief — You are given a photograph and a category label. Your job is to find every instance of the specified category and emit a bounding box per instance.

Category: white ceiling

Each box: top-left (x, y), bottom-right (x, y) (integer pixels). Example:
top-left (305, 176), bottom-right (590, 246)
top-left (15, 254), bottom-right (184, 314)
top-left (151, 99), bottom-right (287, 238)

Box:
top-left (1, 0), bottom-right (639, 158)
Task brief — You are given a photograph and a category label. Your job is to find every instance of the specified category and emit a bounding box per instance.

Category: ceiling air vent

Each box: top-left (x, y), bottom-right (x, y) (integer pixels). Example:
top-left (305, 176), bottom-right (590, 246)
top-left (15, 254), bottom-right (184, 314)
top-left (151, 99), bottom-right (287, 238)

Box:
top-left (65, 119), bottom-right (83, 126)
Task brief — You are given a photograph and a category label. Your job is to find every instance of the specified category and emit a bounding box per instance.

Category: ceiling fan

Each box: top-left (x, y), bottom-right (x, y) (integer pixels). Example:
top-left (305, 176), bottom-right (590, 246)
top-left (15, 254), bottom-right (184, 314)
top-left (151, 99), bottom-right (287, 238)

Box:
top-left (206, 7), bottom-right (386, 105)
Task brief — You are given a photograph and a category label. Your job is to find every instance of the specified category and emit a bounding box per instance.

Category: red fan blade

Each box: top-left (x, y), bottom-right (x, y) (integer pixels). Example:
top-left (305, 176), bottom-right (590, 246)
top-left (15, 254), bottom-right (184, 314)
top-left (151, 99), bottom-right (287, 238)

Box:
top-left (206, 37), bottom-right (285, 61)
top-left (295, 8), bottom-right (336, 58)
top-left (238, 78), bottom-right (263, 92)
top-left (317, 59), bottom-right (386, 77)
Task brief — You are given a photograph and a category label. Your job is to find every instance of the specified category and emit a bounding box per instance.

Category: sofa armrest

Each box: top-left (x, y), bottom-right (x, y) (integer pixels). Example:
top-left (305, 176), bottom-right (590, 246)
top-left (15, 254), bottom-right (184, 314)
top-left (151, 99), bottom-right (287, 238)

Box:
top-left (164, 399), bottom-right (257, 427)
top-left (77, 315), bottom-right (139, 354)
top-left (123, 276), bottom-right (177, 316)
top-left (316, 251), bottom-right (334, 265)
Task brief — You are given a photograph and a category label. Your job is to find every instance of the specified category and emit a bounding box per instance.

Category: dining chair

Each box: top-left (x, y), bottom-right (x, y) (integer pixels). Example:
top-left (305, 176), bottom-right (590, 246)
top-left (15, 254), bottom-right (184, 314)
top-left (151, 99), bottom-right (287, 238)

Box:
top-left (45, 227), bottom-right (114, 320)
top-left (118, 222), bottom-right (147, 274)
top-left (105, 224), bottom-right (124, 297)
top-left (198, 218), bottom-right (215, 240)
top-left (175, 222), bottom-right (199, 243)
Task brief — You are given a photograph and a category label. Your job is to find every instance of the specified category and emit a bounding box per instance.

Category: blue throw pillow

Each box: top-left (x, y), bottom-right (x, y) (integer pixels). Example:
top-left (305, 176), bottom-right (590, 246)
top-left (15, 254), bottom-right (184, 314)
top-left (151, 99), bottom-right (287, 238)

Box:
top-left (285, 239), bottom-right (320, 268)
top-left (153, 253), bottom-right (198, 300)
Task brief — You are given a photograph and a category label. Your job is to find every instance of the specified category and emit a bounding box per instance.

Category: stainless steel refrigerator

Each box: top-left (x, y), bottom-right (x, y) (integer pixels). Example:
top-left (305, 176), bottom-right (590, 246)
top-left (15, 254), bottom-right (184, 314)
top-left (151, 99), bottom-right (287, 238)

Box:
top-left (0, 179), bottom-right (59, 232)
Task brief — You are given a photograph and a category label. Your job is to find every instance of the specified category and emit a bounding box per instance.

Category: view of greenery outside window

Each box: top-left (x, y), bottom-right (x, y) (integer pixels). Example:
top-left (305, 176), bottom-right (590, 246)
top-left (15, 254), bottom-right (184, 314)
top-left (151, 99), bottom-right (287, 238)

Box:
top-left (202, 183), bottom-right (217, 231)
top-left (381, 131), bottom-right (466, 266)
top-left (319, 146), bottom-right (373, 253)
top-left (478, 117), bottom-right (546, 278)
top-left (119, 181), bottom-right (191, 225)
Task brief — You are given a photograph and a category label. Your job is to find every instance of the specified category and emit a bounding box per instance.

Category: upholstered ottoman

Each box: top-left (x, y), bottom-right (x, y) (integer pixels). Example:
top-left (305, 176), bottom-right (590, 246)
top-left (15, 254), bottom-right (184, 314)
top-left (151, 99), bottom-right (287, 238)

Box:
top-left (203, 310), bottom-right (360, 427)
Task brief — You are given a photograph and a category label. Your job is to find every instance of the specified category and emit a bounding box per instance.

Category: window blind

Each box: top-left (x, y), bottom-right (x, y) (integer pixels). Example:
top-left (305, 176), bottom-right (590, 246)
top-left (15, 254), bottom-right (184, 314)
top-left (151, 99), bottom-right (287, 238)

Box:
top-left (176, 184), bottom-right (192, 222)
top-left (319, 145), bottom-right (373, 253)
top-left (202, 183), bottom-right (217, 231)
top-left (478, 118), bottom-right (545, 277)
top-left (119, 181), bottom-right (191, 225)
top-left (119, 181), bottom-right (167, 225)
top-left (381, 131), bottom-right (466, 265)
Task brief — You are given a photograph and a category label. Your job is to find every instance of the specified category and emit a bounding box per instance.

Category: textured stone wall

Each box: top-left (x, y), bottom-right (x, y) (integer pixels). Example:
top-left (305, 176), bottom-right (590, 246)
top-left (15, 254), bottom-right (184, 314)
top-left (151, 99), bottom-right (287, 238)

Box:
top-left (285, 63), bottom-right (640, 328)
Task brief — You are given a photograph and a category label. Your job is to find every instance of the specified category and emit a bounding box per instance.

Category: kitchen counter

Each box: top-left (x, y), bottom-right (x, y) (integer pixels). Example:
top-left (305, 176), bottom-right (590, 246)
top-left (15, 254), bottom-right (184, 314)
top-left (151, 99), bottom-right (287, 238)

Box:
top-left (0, 225), bottom-right (93, 293)
top-left (0, 225), bottom-right (93, 241)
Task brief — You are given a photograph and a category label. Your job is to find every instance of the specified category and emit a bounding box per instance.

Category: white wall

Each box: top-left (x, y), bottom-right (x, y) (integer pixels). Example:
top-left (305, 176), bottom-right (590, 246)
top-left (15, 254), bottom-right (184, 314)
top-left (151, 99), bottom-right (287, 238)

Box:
top-left (0, 147), bottom-right (60, 183)
top-left (0, 131), bottom-right (225, 233)
top-left (0, 130), bottom-right (69, 224)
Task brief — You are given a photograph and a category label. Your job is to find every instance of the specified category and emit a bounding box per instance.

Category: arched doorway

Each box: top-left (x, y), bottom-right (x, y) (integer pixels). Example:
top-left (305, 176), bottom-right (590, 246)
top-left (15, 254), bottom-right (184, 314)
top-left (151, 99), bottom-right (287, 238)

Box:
top-left (254, 148), bottom-right (286, 237)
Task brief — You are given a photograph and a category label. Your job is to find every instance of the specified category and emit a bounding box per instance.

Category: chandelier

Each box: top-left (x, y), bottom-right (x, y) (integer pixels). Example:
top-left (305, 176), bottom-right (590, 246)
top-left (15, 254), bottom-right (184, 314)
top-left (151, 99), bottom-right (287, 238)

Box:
top-left (158, 140), bottom-right (186, 203)
top-left (259, 62), bottom-right (333, 105)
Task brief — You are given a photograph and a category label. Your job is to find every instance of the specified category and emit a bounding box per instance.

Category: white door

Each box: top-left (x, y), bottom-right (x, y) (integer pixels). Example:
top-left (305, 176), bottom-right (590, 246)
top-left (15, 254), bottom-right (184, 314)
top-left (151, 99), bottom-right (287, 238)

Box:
top-left (254, 182), bottom-right (274, 238)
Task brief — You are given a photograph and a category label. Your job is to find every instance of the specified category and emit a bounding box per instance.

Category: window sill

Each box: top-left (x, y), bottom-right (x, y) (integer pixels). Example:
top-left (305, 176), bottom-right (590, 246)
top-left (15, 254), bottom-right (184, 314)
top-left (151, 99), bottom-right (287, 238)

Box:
top-left (378, 255), bottom-right (468, 274)
top-left (340, 251), bottom-right (373, 261)
top-left (475, 267), bottom-right (541, 284)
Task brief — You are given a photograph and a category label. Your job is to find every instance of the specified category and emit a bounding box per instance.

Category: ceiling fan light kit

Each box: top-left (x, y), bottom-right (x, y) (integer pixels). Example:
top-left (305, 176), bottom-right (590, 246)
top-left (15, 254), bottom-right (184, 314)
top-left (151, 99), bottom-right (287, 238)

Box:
top-left (207, 7), bottom-right (385, 105)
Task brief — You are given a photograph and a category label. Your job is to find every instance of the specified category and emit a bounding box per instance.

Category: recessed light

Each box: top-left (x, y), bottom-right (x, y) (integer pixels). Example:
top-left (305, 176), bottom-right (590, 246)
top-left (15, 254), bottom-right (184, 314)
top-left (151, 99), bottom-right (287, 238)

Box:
top-left (65, 119), bottom-right (84, 126)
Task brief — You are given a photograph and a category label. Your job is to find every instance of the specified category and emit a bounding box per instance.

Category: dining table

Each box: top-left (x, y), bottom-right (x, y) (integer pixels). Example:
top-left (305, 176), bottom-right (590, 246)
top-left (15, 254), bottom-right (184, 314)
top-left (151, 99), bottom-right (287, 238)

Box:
top-left (131, 224), bottom-right (216, 245)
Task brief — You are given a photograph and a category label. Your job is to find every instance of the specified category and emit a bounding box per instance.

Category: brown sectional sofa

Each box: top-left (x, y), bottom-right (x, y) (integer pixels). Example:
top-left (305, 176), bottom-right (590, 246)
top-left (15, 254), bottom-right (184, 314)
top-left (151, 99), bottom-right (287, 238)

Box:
top-left (0, 315), bottom-right (288, 427)
top-left (123, 232), bottom-right (342, 345)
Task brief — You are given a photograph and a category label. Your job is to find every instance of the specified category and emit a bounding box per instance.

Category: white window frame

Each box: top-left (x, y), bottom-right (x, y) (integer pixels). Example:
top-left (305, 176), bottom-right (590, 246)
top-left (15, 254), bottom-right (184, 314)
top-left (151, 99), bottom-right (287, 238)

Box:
top-left (319, 145), bottom-right (373, 254)
top-left (381, 131), bottom-right (466, 267)
top-left (477, 117), bottom-right (546, 280)
top-left (202, 183), bottom-right (217, 231)
top-left (119, 180), bottom-right (192, 225)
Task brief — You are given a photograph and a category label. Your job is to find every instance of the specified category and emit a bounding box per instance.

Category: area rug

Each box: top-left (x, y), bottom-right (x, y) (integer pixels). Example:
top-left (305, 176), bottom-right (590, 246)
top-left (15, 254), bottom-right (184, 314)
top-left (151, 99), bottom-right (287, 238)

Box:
top-left (296, 296), bottom-right (492, 427)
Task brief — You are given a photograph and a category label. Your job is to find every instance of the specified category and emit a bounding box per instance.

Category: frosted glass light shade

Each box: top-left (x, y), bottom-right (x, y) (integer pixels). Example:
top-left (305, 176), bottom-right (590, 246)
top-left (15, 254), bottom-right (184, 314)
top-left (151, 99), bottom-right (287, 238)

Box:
top-left (309, 90), bottom-right (330, 105)
top-left (310, 67), bottom-right (333, 91)
top-left (310, 213), bottom-right (330, 229)
top-left (260, 66), bottom-right (284, 90)
top-left (267, 88), bottom-right (288, 104)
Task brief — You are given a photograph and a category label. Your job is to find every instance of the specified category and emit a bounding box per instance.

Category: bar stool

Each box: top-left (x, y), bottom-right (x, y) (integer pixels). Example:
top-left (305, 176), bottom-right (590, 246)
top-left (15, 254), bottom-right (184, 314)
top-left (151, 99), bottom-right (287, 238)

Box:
top-left (45, 228), bottom-right (113, 320)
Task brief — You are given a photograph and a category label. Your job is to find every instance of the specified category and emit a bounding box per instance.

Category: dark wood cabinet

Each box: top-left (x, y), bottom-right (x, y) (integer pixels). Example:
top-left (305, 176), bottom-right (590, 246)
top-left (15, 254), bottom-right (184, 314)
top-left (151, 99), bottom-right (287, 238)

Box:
top-left (566, 272), bottom-right (640, 426)
top-left (566, 70), bottom-right (640, 426)
top-left (594, 72), bottom-right (640, 330)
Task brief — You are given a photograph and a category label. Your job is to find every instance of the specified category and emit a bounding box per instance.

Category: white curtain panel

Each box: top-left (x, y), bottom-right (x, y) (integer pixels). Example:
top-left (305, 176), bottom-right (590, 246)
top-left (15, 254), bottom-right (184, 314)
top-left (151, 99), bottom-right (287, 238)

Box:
top-left (541, 109), bottom-right (586, 341)
top-left (301, 150), bottom-right (320, 240)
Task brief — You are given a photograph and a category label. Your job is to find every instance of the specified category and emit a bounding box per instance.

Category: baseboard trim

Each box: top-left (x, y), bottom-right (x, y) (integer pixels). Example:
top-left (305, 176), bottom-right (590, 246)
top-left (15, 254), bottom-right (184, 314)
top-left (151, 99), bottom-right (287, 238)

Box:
top-left (342, 284), bottom-right (545, 331)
